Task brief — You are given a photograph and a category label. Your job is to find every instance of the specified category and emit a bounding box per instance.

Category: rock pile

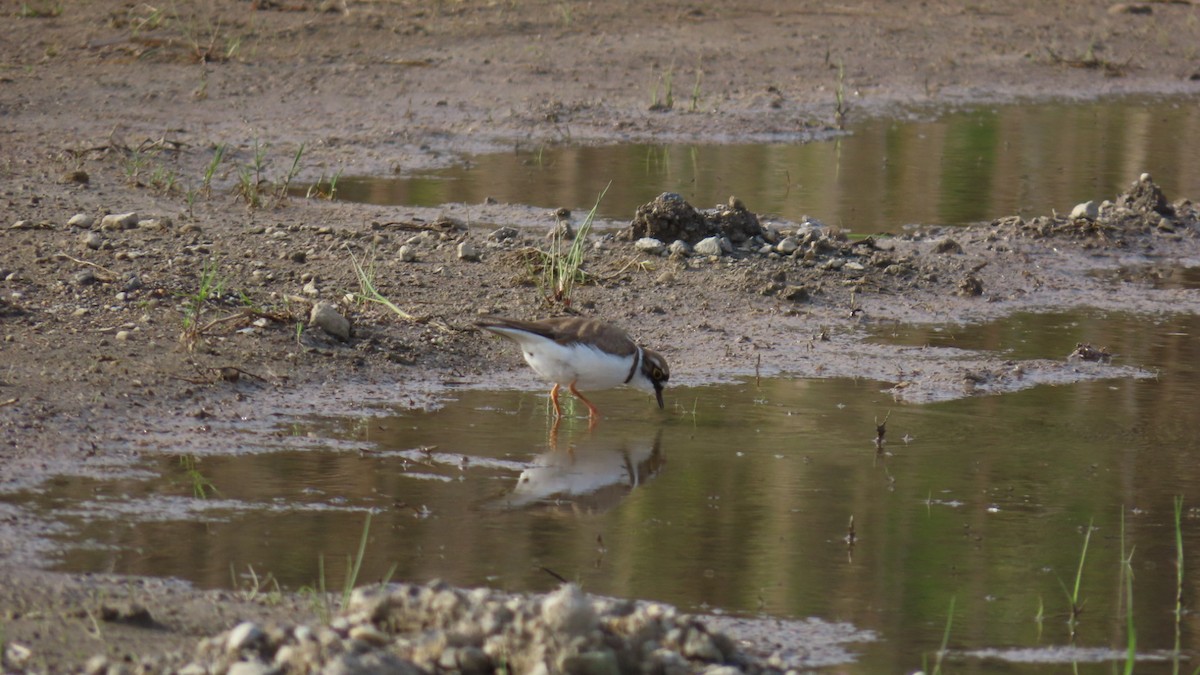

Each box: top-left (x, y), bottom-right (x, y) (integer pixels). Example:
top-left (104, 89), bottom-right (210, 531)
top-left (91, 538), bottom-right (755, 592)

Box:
top-left (177, 581), bottom-right (801, 675)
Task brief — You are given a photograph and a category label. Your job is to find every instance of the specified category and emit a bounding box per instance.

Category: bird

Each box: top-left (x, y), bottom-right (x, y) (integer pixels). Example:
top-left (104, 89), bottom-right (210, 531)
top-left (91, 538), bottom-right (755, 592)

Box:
top-left (476, 315), bottom-right (669, 422)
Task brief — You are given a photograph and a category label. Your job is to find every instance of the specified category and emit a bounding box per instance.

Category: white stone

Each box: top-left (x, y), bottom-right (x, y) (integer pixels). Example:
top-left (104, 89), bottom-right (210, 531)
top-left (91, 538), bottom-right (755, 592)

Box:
top-left (226, 621), bottom-right (264, 653)
top-left (667, 240), bottom-right (692, 257)
top-left (309, 301), bottom-right (351, 341)
top-left (634, 237), bottom-right (666, 255)
top-left (775, 236), bottom-right (800, 255)
top-left (138, 217), bottom-right (171, 230)
top-left (457, 241), bottom-right (480, 261)
top-left (399, 245), bottom-right (418, 262)
top-left (227, 663), bottom-right (271, 675)
top-left (1070, 201), bottom-right (1099, 220)
top-left (540, 584), bottom-right (596, 636)
top-left (100, 212), bottom-right (139, 230)
top-left (693, 236), bottom-right (724, 257)
top-left (68, 213), bottom-right (94, 228)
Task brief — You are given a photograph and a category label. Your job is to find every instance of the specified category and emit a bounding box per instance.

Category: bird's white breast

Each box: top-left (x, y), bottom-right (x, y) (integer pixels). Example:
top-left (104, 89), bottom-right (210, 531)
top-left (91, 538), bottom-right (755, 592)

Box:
top-left (522, 341), bottom-right (636, 391)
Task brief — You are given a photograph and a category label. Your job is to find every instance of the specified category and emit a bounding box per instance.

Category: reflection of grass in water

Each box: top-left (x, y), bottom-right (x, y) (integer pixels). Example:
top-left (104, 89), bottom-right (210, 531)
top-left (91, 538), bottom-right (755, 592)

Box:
top-left (178, 455), bottom-right (218, 498)
top-left (1120, 511), bottom-right (1135, 675)
top-left (1172, 496), bottom-right (1185, 665)
top-left (1063, 519), bottom-right (1093, 638)
top-left (923, 596), bottom-right (954, 675)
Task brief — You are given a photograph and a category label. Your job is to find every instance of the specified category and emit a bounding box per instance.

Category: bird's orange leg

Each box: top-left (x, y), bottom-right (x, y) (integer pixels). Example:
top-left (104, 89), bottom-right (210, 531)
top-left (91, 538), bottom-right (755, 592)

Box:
top-left (569, 382), bottom-right (601, 425)
top-left (549, 383), bottom-right (564, 419)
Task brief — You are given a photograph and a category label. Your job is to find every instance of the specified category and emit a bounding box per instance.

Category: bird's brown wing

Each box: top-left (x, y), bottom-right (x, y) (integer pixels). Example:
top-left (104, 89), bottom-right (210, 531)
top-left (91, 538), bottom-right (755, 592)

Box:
top-left (476, 316), bottom-right (638, 356)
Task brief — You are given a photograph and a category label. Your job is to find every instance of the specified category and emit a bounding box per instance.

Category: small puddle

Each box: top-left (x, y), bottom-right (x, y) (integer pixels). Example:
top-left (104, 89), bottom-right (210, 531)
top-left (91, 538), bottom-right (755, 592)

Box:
top-left (4, 309), bottom-right (1200, 670)
top-left (310, 98), bottom-right (1200, 234)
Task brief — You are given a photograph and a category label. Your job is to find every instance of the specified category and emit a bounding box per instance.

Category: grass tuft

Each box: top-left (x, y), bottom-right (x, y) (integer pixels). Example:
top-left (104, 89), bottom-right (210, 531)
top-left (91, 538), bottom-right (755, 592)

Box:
top-left (179, 260), bottom-right (224, 350)
top-left (202, 143), bottom-right (227, 196)
top-left (349, 249), bottom-right (417, 321)
top-left (541, 183), bottom-right (609, 306)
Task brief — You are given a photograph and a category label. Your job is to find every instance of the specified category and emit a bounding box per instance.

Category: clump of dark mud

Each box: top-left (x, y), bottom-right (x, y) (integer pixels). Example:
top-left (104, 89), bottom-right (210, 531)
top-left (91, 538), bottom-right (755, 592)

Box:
top-left (993, 174), bottom-right (1198, 242)
top-left (624, 192), bottom-right (763, 244)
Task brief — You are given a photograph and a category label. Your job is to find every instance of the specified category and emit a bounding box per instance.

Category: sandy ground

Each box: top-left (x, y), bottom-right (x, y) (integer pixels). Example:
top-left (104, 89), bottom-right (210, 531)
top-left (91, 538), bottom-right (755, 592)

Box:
top-left (2, 0), bottom-right (1200, 670)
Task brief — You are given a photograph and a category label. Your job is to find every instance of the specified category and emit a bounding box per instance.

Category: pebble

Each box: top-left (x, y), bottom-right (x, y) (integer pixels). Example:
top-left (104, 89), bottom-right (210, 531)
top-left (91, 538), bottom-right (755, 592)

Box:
top-left (116, 330), bottom-right (131, 341)
top-left (682, 627), bottom-right (725, 661)
top-left (668, 240), bottom-right (692, 257)
top-left (73, 270), bottom-right (97, 286)
top-left (933, 238), bottom-right (963, 254)
top-left (399, 245), bottom-right (418, 262)
top-left (406, 232), bottom-right (435, 247)
top-left (302, 280), bottom-right (320, 296)
top-left (227, 663), bottom-right (272, 675)
top-left (138, 217), bottom-right (171, 230)
top-left (774, 236), bottom-right (800, 255)
top-left (488, 226), bottom-right (518, 242)
top-left (4, 642), bottom-right (31, 668)
top-left (457, 241), bottom-right (481, 261)
top-left (1108, 3), bottom-right (1152, 14)
top-left (783, 285), bottom-right (810, 302)
top-left (309, 301), bottom-right (351, 341)
top-left (84, 655), bottom-right (108, 675)
top-left (541, 584), bottom-right (596, 636)
top-left (68, 213), bottom-right (94, 228)
top-left (693, 236), bottom-right (724, 257)
top-left (82, 231), bottom-right (104, 250)
top-left (226, 621), bottom-right (265, 653)
top-left (348, 624), bottom-right (390, 647)
top-left (100, 212), bottom-right (139, 230)
top-left (634, 237), bottom-right (666, 255)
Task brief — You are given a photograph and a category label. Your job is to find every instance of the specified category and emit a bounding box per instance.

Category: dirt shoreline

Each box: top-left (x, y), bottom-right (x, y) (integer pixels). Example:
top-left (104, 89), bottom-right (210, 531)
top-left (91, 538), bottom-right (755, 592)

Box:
top-left (3, 0), bottom-right (1200, 671)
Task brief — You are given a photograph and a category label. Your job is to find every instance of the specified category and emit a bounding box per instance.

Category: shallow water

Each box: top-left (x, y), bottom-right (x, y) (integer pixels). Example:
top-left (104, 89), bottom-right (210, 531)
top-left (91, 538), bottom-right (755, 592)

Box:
top-left (7, 309), bottom-right (1200, 671)
top-left (316, 97), bottom-right (1200, 234)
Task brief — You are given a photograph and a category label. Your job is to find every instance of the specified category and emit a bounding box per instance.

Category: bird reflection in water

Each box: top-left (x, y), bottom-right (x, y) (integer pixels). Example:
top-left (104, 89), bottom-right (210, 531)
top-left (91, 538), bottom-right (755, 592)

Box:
top-left (493, 429), bottom-right (665, 512)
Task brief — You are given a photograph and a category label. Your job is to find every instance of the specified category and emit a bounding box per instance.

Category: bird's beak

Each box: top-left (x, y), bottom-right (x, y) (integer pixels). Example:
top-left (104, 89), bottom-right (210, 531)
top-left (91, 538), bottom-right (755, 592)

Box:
top-left (654, 385), bottom-right (664, 409)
